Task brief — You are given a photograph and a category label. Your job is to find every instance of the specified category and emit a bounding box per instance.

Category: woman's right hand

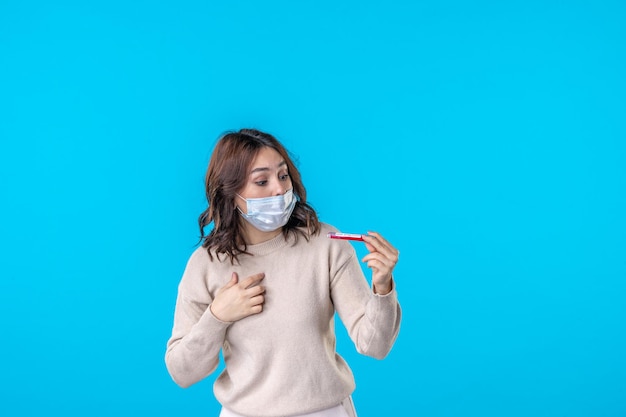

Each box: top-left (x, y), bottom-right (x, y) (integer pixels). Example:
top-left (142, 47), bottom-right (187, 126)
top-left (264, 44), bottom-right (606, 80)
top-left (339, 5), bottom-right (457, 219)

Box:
top-left (210, 272), bottom-right (266, 322)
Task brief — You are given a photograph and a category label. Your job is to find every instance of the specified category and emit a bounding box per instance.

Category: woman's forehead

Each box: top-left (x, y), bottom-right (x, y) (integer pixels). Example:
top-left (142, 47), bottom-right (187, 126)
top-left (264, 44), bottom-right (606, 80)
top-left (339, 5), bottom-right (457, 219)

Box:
top-left (249, 147), bottom-right (286, 173)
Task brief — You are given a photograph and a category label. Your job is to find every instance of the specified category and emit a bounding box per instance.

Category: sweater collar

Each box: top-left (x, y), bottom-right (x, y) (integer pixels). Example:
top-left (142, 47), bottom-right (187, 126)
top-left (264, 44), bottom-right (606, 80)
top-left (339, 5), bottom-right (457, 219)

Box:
top-left (243, 231), bottom-right (292, 257)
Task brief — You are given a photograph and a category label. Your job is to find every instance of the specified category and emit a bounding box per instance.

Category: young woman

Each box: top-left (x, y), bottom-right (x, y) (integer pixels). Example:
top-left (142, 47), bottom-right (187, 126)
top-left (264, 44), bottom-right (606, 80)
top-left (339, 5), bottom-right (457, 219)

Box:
top-left (165, 128), bottom-right (401, 417)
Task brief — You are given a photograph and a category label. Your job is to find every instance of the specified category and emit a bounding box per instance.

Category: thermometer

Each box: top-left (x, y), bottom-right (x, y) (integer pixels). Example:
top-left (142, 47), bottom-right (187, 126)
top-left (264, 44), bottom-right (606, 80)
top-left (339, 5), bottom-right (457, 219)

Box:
top-left (327, 232), bottom-right (364, 242)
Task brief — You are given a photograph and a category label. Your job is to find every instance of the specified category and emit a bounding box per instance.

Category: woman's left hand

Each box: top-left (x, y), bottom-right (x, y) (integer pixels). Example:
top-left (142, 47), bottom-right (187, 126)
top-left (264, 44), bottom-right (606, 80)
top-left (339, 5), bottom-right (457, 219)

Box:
top-left (361, 231), bottom-right (399, 295)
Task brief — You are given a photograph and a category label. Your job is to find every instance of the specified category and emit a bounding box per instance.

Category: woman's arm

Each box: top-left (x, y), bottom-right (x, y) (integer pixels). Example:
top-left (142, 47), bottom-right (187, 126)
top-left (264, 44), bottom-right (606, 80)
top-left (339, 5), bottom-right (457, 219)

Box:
top-left (165, 296), bottom-right (230, 387)
top-left (330, 235), bottom-right (402, 359)
top-left (164, 250), bottom-right (230, 388)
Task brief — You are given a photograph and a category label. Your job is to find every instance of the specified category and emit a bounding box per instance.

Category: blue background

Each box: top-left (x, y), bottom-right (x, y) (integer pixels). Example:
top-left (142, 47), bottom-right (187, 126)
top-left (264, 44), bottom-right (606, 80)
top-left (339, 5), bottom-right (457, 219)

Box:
top-left (1, 1), bottom-right (625, 416)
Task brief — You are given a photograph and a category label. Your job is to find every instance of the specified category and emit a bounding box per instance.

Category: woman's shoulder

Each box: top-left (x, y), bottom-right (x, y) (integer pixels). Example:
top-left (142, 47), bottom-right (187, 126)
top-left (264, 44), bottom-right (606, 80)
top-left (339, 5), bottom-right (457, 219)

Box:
top-left (318, 222), bottom-right (339, 234)
top-left (309, 222), bottom-right (356, 255)
top-left (183, 245), bottom-right (228, 273)
top-left (302, 222), bottom-right (339, 244)
top-left (293, 222), bottom-right (337, 240)
top-left (186, 244), bottom-right (211, 264)
top-left (178, 245), bottom-right (233, 295)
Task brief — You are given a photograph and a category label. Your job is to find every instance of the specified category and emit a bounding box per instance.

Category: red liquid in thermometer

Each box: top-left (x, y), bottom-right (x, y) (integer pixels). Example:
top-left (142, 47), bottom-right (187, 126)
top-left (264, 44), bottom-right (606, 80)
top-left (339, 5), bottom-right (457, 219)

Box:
top-left (327, 232), bottom-right (364, 241)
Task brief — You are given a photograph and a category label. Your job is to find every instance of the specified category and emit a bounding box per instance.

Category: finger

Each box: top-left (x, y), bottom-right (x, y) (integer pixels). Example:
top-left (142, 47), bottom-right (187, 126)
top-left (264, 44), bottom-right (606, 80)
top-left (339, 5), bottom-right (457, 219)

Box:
top-left (362, 251), bottom-right (389, 264)
top-left (363, 232), bottom-right (399, 259)
top-left (246, 285), bottom-right (266, 297)
top-left (362, 232), bottom-right (393, 254)
top-left (363, 243), bottom-right (398, 263)
top-left (249, 294), bottom-right (265, 306)
top-left (365, 259), bottom-right (393, 277)
top-left (249, 304), bottom-right (263, 314)
top-left (362, 250), bottom-right (398, 266)
top-left (365, 231), bottom-right (395, 249)
top-left (363, 258), bottom-right (395, 276)
top-left (241, 272), bottom-right (265, 289)
top-left (365, 231), bottom-right (398, 253)
top-left (220, 272), bottom-right (239, 292)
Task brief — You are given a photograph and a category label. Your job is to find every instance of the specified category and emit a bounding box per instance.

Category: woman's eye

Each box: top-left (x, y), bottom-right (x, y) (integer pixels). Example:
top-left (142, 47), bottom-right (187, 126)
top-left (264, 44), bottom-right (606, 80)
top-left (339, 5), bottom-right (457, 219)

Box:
top-left (279, 173), bottom-right (290, 181)
top-left (255, 180), bottom-right (268, 186)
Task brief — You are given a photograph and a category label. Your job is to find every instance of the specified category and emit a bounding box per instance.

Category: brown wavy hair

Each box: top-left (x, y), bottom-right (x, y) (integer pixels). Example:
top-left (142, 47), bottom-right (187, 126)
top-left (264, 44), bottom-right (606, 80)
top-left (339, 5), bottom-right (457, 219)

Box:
top-left (198, 128), bottom-right (321, 263)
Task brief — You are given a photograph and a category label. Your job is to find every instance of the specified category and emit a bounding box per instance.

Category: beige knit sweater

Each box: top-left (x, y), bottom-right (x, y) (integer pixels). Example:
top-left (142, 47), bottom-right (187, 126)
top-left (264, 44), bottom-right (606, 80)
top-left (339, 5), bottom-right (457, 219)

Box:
top-left (165, 223), bottom-right (401, 417)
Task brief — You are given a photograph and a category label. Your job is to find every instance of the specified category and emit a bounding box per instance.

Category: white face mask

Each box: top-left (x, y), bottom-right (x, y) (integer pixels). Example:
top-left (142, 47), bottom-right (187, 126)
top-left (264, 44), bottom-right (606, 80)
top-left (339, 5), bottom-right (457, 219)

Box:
top-left (236, 189), bottom-right (297, 232)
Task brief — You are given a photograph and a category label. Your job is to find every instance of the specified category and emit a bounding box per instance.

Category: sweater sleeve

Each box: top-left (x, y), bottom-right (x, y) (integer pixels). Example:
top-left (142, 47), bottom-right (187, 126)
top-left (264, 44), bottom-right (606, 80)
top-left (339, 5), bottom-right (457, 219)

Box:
top-left (165, 249), bottom-right (231, 388)
top-left (330, 251), bottom-right (402, 360)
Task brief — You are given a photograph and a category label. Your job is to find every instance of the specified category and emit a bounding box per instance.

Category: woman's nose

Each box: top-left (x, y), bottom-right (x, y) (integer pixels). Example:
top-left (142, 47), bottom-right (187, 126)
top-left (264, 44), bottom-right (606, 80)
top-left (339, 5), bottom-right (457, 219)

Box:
top-left (272, 180), bottom-right (286, 196)
top-left (273, 185), bottom-right (285, 196)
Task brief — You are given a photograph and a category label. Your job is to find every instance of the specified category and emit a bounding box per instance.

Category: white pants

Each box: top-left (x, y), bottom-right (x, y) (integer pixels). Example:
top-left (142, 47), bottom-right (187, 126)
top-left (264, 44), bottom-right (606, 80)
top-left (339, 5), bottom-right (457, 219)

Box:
top-left (219, 397), bottom-right (357, 417)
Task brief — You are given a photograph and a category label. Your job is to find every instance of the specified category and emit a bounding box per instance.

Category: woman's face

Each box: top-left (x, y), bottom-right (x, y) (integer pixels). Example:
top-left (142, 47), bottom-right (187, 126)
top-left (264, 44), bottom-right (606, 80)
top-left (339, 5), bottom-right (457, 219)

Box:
top-left (235, 146), bottom-right (293, 214)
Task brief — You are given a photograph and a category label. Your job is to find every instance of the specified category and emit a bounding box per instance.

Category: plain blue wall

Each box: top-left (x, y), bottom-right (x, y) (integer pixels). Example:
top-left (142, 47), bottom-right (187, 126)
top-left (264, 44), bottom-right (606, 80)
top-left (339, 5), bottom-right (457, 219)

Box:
top-left (1, 1), bottom-right (625, 416)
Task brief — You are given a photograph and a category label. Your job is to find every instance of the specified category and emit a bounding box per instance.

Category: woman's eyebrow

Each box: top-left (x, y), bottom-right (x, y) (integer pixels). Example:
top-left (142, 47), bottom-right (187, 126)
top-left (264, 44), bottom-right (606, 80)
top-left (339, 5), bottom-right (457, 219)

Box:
top-left (250, 160), bottom-right (286, 174)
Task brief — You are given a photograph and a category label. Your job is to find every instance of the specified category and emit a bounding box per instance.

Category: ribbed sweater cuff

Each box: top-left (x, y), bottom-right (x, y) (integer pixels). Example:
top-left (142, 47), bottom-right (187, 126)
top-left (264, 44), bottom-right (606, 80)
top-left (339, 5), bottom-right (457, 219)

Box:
top-left (372, 278), bottom-right (397, 298)
top-left (198, 304), bottom-right (234, 329)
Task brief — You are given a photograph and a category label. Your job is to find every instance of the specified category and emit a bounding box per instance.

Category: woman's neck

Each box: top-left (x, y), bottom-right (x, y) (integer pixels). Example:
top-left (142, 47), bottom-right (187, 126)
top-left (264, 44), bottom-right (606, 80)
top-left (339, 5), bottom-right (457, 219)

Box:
top-left (241, 224), bottom-right (283, 245)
